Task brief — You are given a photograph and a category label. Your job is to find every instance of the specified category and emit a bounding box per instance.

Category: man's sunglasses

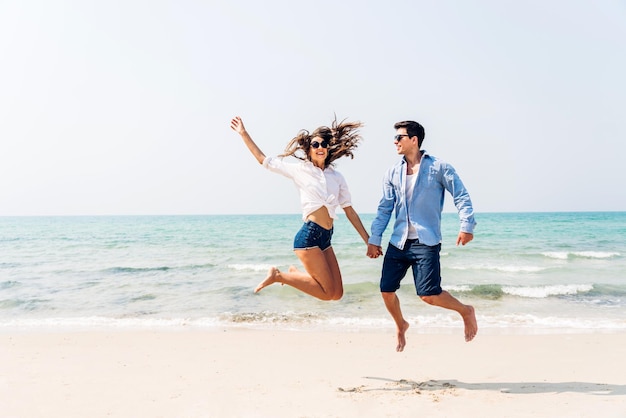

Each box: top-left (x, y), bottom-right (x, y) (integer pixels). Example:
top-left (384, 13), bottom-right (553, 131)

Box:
top-left (311, 140), bottom-right (330, 149)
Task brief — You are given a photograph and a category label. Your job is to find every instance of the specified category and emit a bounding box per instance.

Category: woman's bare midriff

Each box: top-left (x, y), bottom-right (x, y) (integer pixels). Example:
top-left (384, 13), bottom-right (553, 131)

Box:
top-left (306, 206), bottom-right (333, 230)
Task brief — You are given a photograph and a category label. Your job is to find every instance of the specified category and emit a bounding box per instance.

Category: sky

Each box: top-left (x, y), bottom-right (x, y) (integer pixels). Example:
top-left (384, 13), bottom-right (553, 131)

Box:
top-left (1, 0), bottom-right (625, 216)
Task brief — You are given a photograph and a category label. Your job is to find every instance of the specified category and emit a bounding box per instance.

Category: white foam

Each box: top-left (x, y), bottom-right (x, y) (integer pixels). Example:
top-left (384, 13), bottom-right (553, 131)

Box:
top-left (1, 312), bottom-right (625, 333)
top-left (445, 285), bottom-right (472, 292)
top-left (573, 251), bottom-right (620, 259)
top-left (502, 284), bottom-right (593, 298)
top-left (227, 264), bottom-right (273, 272)
top-left (543, 251), bottom-right (620, 260)
top-left (542, 252), bottom-right (569, 260)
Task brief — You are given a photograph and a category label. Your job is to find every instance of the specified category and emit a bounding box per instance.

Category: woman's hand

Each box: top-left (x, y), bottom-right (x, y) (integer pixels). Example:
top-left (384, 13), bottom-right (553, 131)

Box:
top-left (230, 116), bottom-right (246, 135)
top-left (230, 116), bottom-right (266, 164)
top-left (367, 244), bottom-right (383, 258)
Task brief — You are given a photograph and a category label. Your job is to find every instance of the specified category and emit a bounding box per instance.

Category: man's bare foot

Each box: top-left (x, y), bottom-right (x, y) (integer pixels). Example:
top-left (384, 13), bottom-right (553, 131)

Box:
top-left (462, 305), bottom-right (478, 342)
top-left (396, 320), bottom-right (410, 352)
top-left (254, 267), bottom-right (279, 293)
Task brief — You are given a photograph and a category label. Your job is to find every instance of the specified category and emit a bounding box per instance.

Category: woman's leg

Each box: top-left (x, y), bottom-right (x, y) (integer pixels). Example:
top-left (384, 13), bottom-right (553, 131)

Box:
top-left (321, 247), bottom-right (343, 300)
top-left (254, 247), bottom-right (343, 301)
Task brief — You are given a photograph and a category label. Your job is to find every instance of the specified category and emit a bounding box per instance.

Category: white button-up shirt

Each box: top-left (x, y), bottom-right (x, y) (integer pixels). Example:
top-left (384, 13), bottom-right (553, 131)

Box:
top-left (263, 156), bottom-right (352, 221)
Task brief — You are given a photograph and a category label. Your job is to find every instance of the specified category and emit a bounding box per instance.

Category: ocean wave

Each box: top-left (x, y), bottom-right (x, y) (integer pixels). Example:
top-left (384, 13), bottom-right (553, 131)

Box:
top-left (227, 264), bottom-right (274, 272)
top-left (0, 299), bottom-right (23, 309)
top-left (130, 294), bottom-right (158, 302)
top-left (0, 298), bottom-right (51, 311)
top-left (449, 264), bottom-right (546, 273)
top-left (105, 266), bottom-right (172, 274)
top-left (1, 313), bottom-right (624, 332)
top-left (542, 251), bottom-right (620, 260)
top-left (340, 282), bottom-right (623, 302)
top-left (446, 284), bottom-right (502, 299)
top-left (447, 283), bottom-right (598, 299)
top-left (223, 311), bottom-right (325, 324)
top-left (501, 284), bottom-right (594, 298)
top-left (588, 284), bottom-right (626, 296)
top-left (103, 263), bottom-right (215, 274)
top-left (0, 281), bottom-right (20, 290)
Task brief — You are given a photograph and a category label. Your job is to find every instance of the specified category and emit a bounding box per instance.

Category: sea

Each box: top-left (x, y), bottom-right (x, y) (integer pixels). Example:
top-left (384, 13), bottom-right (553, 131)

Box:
top-left (1, 212), bottom-right (625, 334)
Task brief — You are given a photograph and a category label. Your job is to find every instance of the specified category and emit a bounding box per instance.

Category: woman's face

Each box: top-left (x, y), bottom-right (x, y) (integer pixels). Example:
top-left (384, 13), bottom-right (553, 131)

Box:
top-left (308, 136), bottom-right (329, 167)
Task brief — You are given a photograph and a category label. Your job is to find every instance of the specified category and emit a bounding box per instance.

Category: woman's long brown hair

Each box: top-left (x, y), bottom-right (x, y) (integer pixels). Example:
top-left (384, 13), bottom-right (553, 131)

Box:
top-left (280, 117), bottom-right (363, 168)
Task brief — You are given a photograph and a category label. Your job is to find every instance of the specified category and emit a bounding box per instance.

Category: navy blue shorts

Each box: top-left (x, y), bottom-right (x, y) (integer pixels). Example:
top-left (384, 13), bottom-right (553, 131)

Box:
top-left (293, 221), bottom-right (333, 251)
top-left (380, 239), bottom-right (442, 296)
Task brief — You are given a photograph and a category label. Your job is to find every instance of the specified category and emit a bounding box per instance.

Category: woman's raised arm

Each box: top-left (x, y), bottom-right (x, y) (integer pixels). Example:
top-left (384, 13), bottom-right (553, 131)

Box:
top-left (230, 116), bottom-right (266, 165)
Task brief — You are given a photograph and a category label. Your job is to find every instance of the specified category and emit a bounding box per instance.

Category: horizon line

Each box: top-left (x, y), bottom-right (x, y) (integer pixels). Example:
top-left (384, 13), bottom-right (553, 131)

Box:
top-left (1, 210), bottom-right (625, 218)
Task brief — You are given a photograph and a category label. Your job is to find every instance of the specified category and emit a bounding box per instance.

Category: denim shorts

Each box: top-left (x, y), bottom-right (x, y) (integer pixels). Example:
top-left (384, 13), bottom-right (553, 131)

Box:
top-left (380, 239), bottom-right (442, 296)
top-left (293, 221), bottom-right (333, 251)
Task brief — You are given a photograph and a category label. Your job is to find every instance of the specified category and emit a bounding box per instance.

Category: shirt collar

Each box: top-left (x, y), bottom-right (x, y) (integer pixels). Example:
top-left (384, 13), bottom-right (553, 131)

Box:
top-left (401, 149), bottom-right (428, 165)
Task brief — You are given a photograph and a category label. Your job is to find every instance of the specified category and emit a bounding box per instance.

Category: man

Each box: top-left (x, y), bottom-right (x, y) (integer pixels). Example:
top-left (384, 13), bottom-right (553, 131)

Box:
top-left (366, 120), bottom-right (478, 352)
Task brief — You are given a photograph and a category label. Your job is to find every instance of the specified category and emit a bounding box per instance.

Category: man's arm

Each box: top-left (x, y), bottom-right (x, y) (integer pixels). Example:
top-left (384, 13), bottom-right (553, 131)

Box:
top-left (369, 169), bottom-right (396, 247)
top-left (442, 163), bottom-right (476, 237)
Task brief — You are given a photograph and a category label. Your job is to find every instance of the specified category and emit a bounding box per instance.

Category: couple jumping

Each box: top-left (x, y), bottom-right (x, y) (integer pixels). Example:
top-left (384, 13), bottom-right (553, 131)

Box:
top-left (230, 116), bottom-right (477, 352)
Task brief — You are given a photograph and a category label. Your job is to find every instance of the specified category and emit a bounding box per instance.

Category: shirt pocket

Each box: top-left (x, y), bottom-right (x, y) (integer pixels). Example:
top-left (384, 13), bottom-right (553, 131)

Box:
top-left (422, 167), bottom-right (443, 190)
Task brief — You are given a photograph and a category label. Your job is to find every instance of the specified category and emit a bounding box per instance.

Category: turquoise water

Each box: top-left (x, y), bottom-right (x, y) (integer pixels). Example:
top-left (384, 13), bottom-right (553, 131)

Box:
top-left (1, 212), bottom-right (625, 333)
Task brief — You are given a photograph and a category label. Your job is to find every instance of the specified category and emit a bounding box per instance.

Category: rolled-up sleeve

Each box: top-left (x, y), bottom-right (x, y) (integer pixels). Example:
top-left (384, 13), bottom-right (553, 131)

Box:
top-left (442, 164), bottom-right (476, 234)
top-left (335, 171), bottom-right (353, 208)
top-left (262, 156), bottom-right (298, 179)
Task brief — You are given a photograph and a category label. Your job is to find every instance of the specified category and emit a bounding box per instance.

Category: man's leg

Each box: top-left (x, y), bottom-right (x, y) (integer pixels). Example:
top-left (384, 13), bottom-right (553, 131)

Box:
top-left (410, 241), bottom-right (478, 342)
top-left (420, 291), bottom-right (478, 341)
top-left (380, 243), bottom-right (411, 351)
top-left (381, 292), bottom-right (410, 352)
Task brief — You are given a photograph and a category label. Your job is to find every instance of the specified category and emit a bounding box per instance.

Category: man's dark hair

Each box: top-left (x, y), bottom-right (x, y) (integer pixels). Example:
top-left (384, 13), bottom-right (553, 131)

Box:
top-left (394, 120), bottom-right (425, 147)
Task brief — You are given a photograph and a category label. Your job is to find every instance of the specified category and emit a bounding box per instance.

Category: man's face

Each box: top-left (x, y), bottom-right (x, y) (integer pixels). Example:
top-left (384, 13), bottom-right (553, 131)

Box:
top-left (393, 128), bottom-right (415, 155)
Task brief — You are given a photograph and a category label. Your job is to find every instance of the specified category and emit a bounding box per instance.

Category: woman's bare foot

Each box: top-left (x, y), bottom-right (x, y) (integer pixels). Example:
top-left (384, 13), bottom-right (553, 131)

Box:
top-left (254, 267), bottom-right (280, 293)
top-left (462, 305), bottom-right (478, 342)
top-left (396, 320), bottom-right (410, 352)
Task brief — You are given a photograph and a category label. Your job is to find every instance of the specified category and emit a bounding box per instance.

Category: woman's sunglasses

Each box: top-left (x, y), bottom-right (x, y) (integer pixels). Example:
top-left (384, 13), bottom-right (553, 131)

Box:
top-left (311, 140), bottom-right (330, 149)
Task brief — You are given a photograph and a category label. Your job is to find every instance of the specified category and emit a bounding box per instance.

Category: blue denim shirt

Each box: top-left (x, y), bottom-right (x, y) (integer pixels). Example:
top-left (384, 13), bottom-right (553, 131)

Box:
top-left (369, 150), bottom-right (476, 249)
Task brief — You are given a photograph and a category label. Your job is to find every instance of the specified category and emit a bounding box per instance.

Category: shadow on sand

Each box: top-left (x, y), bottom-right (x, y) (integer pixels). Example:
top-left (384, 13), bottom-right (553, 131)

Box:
top-left (337, 377), bottom-right (626, 396)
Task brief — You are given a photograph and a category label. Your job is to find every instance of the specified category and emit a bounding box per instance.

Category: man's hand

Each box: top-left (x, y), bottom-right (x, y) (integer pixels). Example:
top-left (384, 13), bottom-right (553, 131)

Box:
top-left (456, 232), bottom-right (473, 246)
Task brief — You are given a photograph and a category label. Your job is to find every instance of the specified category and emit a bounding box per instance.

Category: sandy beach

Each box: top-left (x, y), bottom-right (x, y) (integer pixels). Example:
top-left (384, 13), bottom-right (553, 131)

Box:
top-left (1, 328), bottom-right (625, 418)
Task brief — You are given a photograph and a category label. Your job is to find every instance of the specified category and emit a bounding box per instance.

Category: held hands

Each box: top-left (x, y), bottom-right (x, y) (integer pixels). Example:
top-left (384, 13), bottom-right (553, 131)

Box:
top-left (456, 232), bottom-right (473, 246)
top-left (368, 234), bottom-right (472, 256)
top-left (367, 244), bottom-right (383, 258)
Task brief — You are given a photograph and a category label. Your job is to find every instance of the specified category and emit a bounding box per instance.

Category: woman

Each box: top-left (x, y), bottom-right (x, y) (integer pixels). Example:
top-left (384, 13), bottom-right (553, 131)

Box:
top-left (230, 116), bottom-right (376, 301)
